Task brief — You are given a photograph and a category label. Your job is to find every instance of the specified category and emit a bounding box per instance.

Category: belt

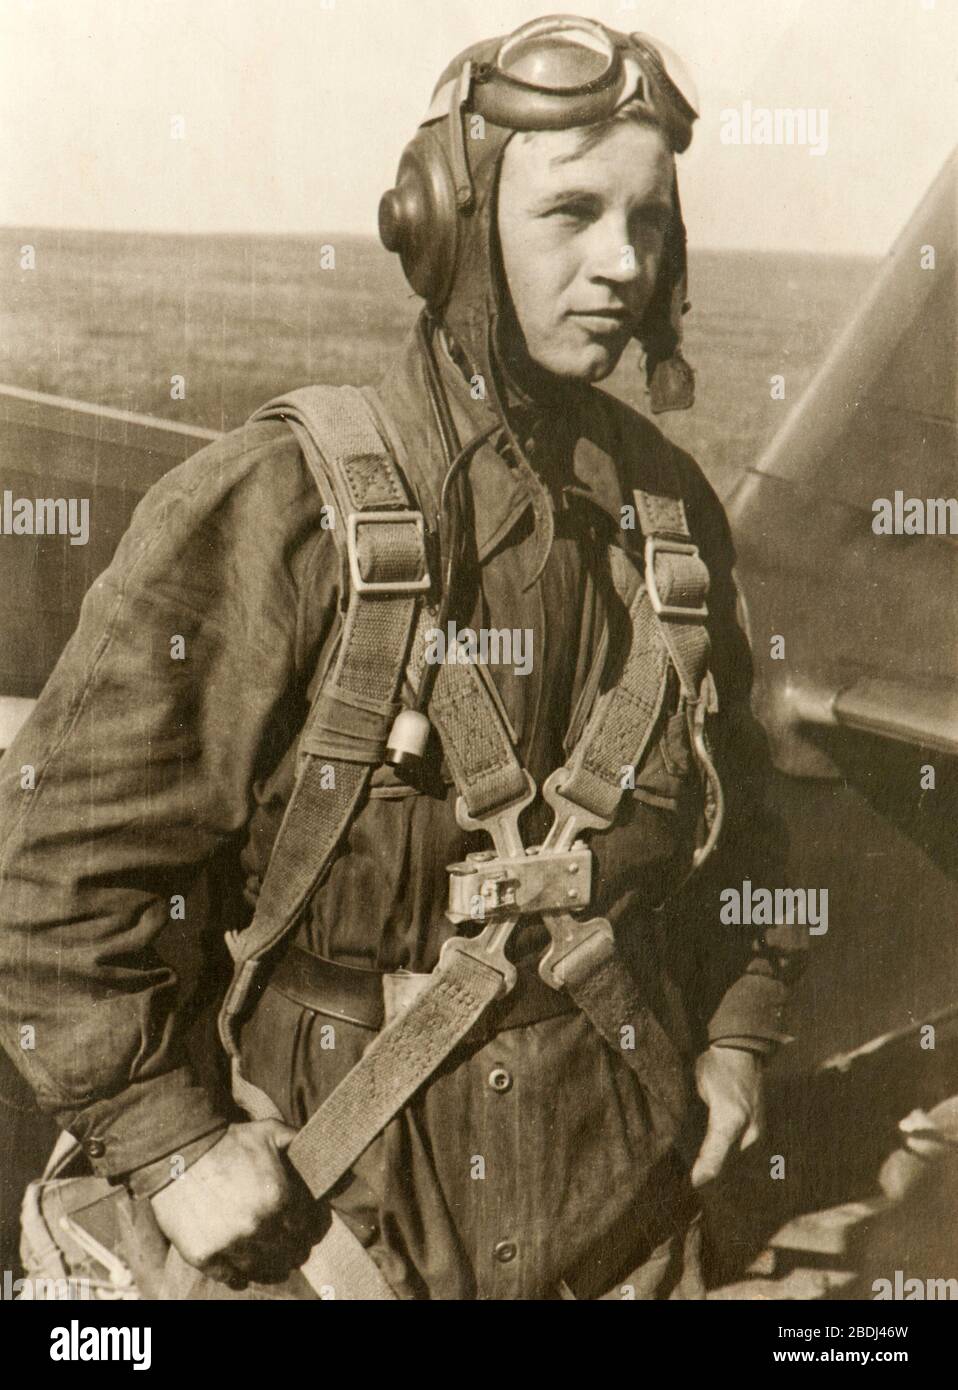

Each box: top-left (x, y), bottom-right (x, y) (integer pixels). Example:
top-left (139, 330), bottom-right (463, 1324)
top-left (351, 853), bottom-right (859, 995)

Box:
top-left (266, 942), bottom-right (576, 1036)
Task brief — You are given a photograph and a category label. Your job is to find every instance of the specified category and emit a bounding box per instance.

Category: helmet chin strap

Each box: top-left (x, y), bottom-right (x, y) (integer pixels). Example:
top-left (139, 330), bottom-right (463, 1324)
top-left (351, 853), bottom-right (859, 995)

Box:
top-left (635, 181), bottom-right (695, 413)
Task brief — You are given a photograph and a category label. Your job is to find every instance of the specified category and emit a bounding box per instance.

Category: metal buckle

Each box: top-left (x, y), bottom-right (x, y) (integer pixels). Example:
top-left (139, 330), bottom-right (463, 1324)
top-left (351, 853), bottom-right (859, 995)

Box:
top-left (346, 511), bottom-right (431, 595)
top-left (535, 770), bottom-right (616, 990)
top-left (644, 535), bottom-right (708, 621)
top-left (440, 770), bottom-right (622, 996)
top-left (540, 768), bottom-right (614, 851)
top-left (453, 771), bottom-right (537, 857)
top-left (446, 842), bottom-right (593, 924)
top-left (449, 775), bottom-right (567, 924)
top-left (439, 914), bottom-right (521, 998)
top-left (439, 774), bottom-right (537, 997)
top-left (538, 912), bottom-right (615, 991)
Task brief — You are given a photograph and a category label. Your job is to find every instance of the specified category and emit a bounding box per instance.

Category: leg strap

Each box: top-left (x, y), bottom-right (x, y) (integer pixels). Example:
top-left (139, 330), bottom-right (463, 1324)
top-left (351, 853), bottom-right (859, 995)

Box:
top-left (230, 1060), bottom-right (398, 1301)
top-left (286, 948), bottom-right (508, 1198)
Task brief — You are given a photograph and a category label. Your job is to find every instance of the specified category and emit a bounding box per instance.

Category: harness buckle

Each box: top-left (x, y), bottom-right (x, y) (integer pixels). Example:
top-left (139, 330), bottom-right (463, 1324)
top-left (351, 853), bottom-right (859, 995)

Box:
top-left (448, 771), bottom-right (595, 924)
top-left (453, 771), bottom-right (536, 859)
top-left (346, 511), bottom-right (431, 595)
top-left (439, 768), bottom-right (621, 998)
top-left (540, 768), bottom-right (614, 852)
top-left (439, 914), bottom-right (521, 998)
top-left (446, 841), bottom-right (593, 924)
top-left (538, 912), bottom-right (616, 991)
top-left (644, 535), bottom-right (709, 621)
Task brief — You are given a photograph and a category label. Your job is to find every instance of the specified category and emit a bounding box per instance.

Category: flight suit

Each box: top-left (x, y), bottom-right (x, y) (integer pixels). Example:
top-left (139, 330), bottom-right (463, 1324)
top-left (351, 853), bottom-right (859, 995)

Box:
top-left (0, 326), bottom-right (802, 1299)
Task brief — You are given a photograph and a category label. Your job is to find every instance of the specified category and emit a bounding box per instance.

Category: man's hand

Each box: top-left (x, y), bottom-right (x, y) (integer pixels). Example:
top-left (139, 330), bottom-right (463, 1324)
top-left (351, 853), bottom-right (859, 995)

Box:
top-left (150, 1120), bottom-right (321, 1287)
top-left (690, 1045), bottom-right (765, 1188)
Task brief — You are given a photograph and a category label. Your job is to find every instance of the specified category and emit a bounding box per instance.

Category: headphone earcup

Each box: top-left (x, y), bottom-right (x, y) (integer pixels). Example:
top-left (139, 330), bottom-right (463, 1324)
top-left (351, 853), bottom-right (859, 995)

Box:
top-left (378, 127), bottom-right (459, 309)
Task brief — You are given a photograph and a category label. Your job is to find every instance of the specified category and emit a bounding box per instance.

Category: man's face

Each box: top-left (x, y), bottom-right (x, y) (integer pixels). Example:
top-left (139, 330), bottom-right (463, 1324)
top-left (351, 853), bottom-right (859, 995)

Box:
top-left (497, 120), bottom-right (674, 382)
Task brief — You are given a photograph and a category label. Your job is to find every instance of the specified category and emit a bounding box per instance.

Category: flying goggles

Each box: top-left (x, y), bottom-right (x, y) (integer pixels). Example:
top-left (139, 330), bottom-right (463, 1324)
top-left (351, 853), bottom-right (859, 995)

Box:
top-left (421, 14), bottom-right (699, 210)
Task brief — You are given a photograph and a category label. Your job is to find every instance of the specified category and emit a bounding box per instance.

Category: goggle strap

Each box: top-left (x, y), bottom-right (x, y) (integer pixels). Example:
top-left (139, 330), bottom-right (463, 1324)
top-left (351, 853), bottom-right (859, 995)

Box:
top-left (421, 51), bottom-right (681, 140)
top-left (447, 60), bottom-right (476, 211)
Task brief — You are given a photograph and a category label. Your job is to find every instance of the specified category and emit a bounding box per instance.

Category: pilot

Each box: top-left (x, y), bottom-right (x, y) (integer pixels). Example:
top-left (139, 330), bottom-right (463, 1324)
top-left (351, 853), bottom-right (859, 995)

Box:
top-left (0, 17), bottom-right (806, 1299)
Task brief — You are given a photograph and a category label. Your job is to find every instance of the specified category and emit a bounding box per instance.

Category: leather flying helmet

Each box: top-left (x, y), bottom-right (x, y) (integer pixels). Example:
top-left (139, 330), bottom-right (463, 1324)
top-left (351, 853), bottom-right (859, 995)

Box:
top-left (379, 14), bottom-right (700, 413)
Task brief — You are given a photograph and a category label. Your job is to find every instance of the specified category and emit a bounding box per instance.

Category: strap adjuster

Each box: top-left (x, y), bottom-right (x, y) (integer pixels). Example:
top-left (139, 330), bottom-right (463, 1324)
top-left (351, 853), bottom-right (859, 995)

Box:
top-left (644, 536), bottom-right (709, 621)
top-left (346, 511), bottom-right (431, 595)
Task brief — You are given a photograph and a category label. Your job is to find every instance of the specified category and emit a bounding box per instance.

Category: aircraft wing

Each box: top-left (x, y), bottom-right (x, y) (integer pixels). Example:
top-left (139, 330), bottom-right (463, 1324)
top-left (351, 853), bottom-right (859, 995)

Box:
top-left (0, 385), bottom-right (218, 747)
top-left (727, 150), bottom-right (957, 775)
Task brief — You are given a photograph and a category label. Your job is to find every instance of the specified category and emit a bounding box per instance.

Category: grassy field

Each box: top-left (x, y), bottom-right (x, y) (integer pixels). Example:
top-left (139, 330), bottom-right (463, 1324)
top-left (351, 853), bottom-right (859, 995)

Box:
top-left (1, 227), bottom-right (878, 499)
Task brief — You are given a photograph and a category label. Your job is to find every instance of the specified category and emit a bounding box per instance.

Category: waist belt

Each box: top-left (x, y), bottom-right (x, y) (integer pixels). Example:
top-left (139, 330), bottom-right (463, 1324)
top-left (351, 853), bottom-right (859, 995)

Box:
top-left (265, 942), bottom-right (576, 1036)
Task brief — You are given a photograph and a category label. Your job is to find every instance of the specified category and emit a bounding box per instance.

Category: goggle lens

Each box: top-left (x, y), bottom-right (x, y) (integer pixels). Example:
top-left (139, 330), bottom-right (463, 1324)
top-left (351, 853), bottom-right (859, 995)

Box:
top-left (497, 18), bottom-right (616, 92)
top-left (631, 32), bottom-right (700, 118)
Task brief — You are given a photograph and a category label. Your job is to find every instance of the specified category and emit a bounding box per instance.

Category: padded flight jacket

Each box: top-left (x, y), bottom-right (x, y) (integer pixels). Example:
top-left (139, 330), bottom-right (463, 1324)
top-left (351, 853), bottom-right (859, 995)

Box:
top-left (0, 328), bottom-right (805, 1298)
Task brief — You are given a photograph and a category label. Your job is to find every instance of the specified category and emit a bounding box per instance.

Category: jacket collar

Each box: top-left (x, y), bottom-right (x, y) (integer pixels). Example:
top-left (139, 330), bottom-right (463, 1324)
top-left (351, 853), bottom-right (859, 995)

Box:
top-left (431, 331), bottom-right (629, 562)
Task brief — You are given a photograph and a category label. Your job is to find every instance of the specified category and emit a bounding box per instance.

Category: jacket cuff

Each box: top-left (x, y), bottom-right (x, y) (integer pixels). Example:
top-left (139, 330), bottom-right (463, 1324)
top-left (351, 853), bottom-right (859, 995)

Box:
top-left (55, 1068), bottom-right (230, 1179)
top-left (707, 973), bottom-right (794, 1048)
top-left (121, 1125), bottom-right (230, 1199)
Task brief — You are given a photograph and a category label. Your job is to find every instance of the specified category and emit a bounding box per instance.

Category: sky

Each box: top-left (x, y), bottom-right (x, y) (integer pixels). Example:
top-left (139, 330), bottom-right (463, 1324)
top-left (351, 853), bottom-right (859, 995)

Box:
top-left (1, 0), bottom-right (955, 252)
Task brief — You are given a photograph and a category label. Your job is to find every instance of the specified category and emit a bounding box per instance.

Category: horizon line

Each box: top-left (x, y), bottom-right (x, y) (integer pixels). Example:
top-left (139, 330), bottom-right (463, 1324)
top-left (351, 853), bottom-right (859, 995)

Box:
top-left (1, 223), bottom-right (883, 261)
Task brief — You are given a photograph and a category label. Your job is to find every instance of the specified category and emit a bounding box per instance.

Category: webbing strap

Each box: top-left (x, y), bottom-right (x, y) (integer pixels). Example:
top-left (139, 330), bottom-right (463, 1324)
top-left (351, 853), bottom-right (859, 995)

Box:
top-left (406, 615), bottom-right (530, 820)
top-left (253, 385), bottom-right (428, 765)
top-left (632, 487), bottom-right (711, 701)
top-left (229, 1061), bottom-right (397, 1301)
top-left (218, 763), bottom-right (369, 998)
top-left (534, 545), bottom-right (693, 1123)
top-left (286, 949), bottom-right (506, 1200)
top-left (258, 611), bottom-right (530, 1207)
top-left (218, 388), bottom-right (426, 1054)
top-left (255, 385), bottom-right (416, 528)
top-left (631, 481), bottom-right (725, 869)
top-left (556, 549), bottom-right (671, 822)
top-left (551, 938), bottom-right (689, 1127)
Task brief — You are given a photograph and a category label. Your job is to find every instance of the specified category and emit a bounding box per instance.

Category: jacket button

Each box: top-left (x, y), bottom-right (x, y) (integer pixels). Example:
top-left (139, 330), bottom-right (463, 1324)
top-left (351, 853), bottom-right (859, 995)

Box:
top-left (488, 1066), bottom-right (512, 1093)
top-left (85, 1139), bottom-right (106, 1159)
top-left (494, 1240), bottom-right (517, 1264)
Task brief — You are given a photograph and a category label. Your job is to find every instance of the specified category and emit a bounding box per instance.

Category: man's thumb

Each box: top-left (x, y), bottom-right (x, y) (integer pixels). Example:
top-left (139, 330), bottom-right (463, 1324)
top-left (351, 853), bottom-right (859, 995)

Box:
top-left (264, 1119), bottom-right (298, 1151)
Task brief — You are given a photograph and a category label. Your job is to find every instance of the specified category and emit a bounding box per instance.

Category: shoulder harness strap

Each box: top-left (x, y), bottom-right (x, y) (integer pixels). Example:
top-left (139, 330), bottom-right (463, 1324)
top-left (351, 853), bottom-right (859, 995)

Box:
top-left (214, 383), bottom-right (432, 1300)
top-left (218, 385), bottom-right (429, 1045)
top-left (631, 476), bottom-right (725, 870)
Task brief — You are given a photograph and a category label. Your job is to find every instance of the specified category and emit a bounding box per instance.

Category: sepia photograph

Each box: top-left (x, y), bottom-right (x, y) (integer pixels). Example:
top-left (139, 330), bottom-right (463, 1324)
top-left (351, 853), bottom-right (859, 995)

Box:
top-left (0, 0), bottom-right (956, 1344)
